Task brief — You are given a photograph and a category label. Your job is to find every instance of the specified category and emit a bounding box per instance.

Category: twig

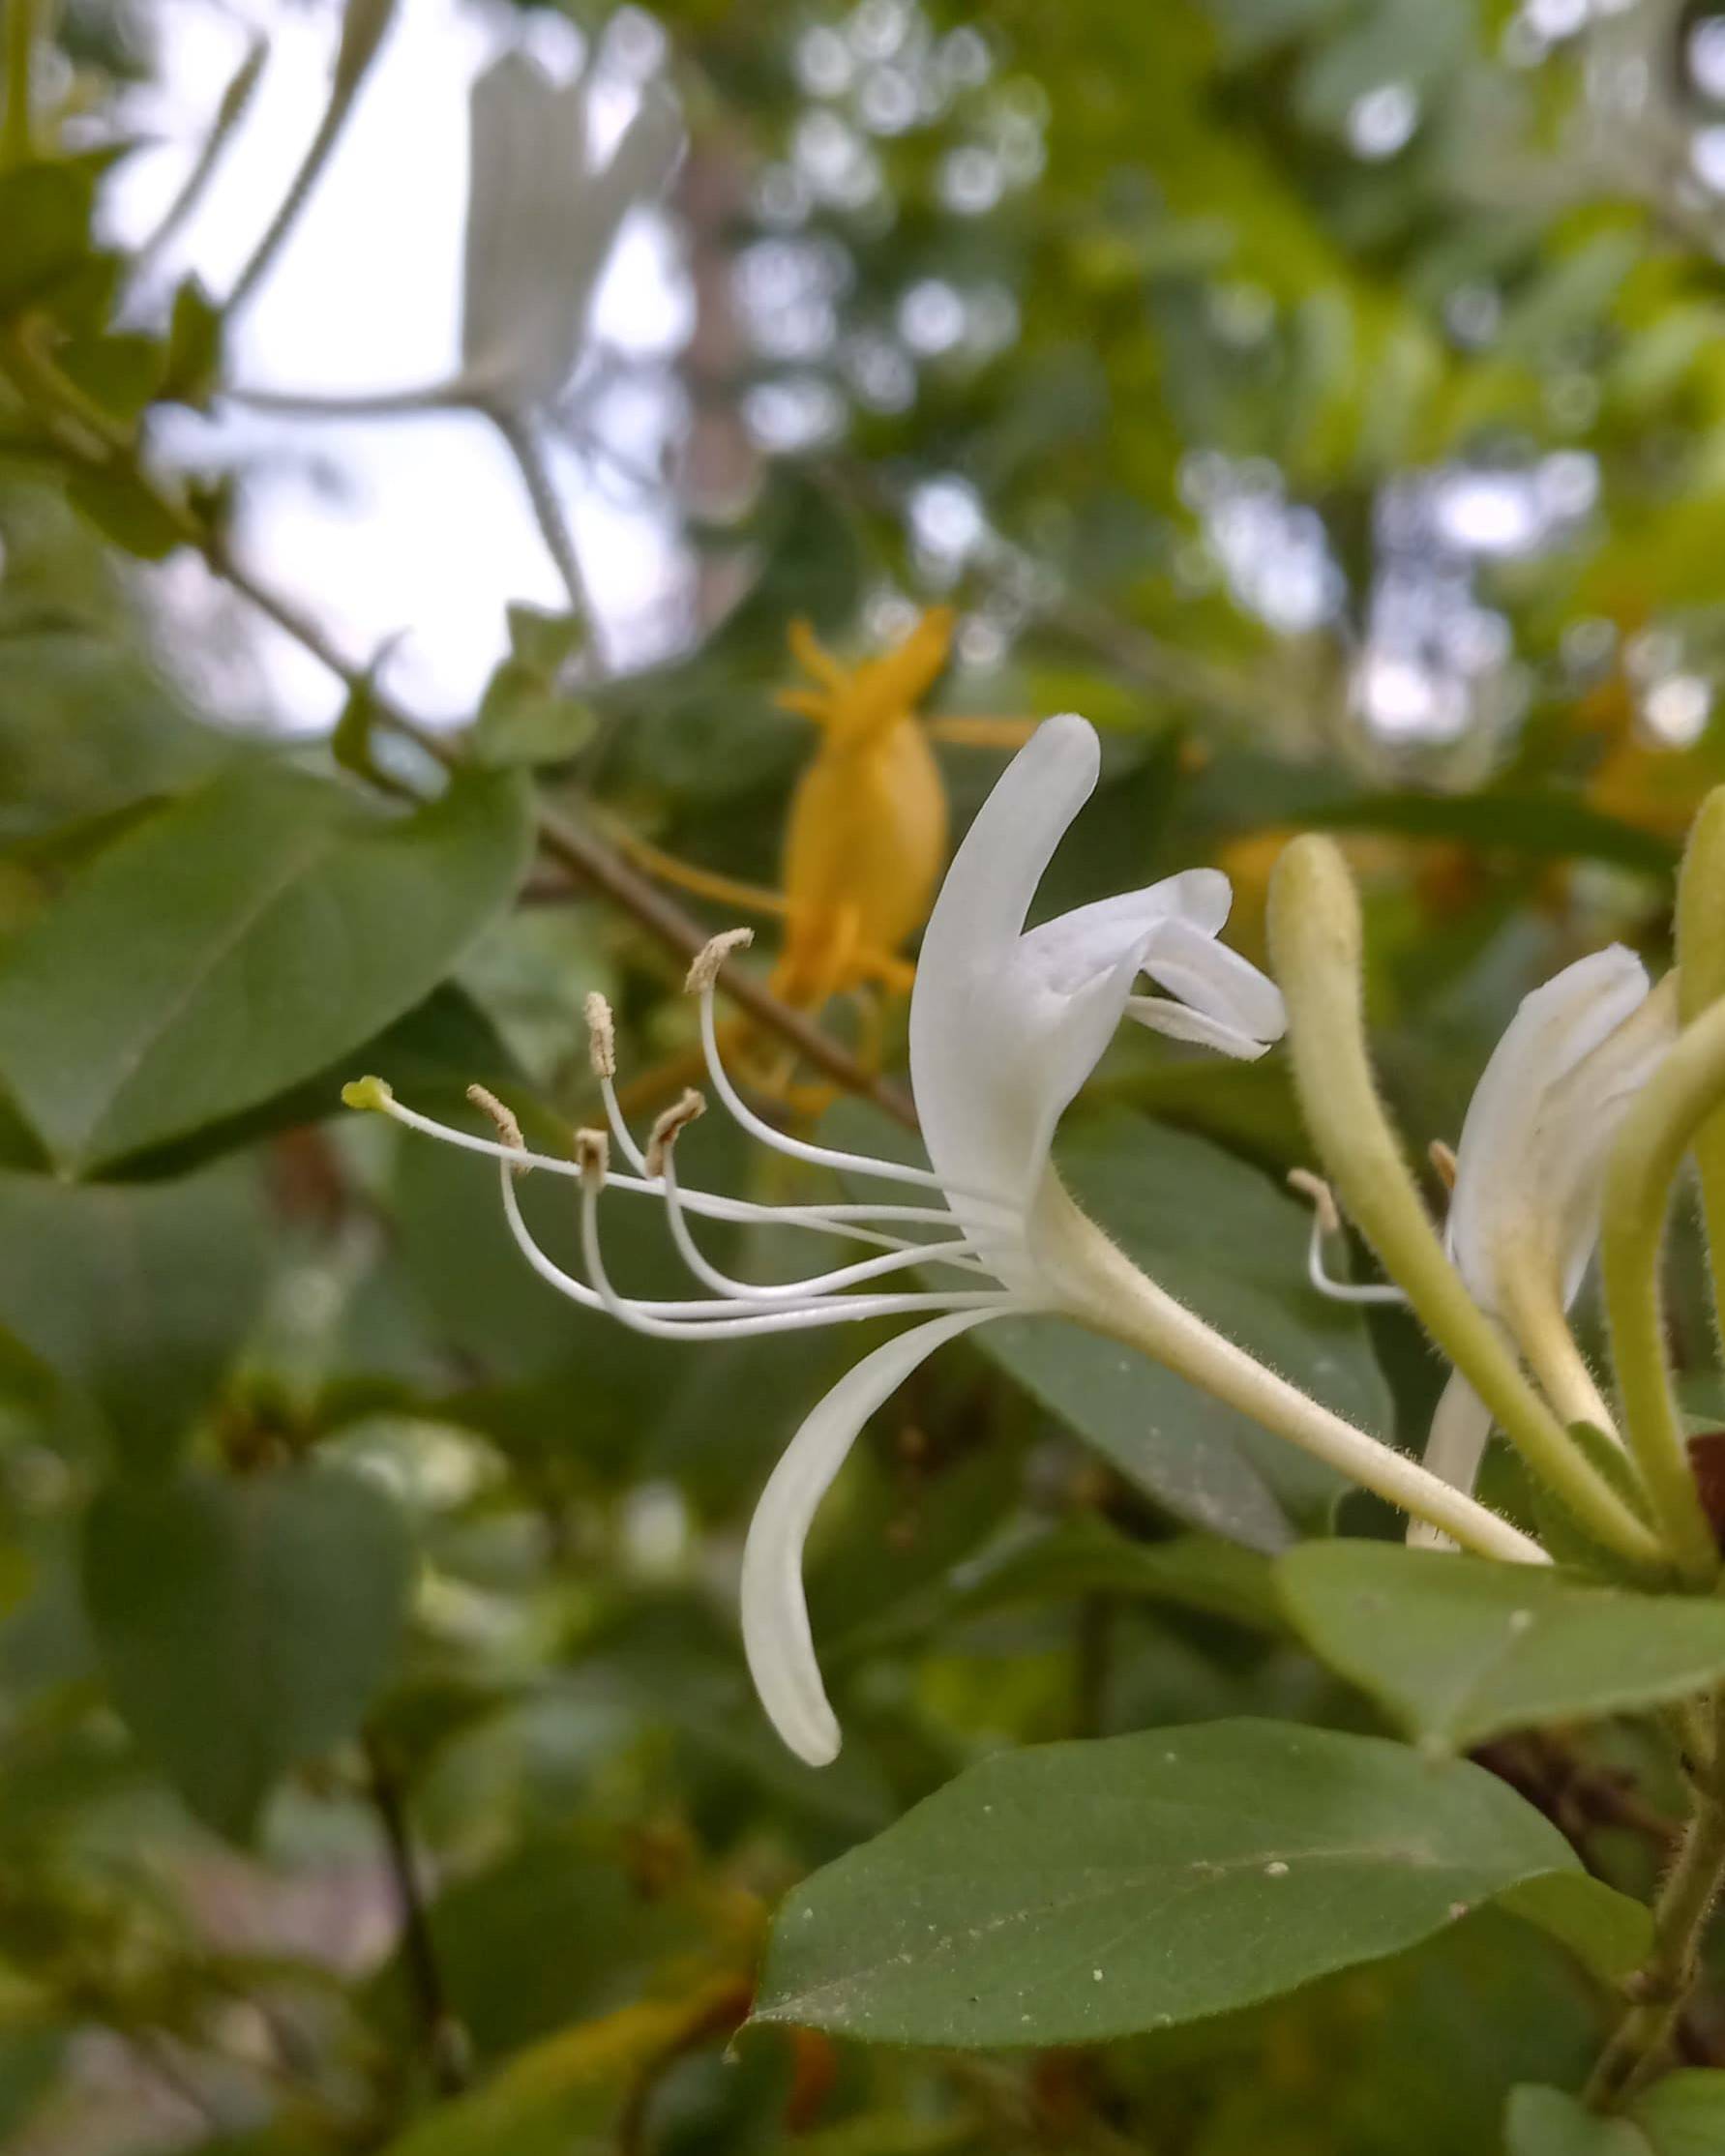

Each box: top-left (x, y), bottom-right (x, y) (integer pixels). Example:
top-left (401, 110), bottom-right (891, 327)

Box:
top-left (130, 35), bottom-right (266, 283)
top-left (363, 1733), bottom-right (468, 2097)
top-left (225, 0), bottom-right (396, 315)
top-left (491, 406), bottom-right (594, 627)
top-left (203, 543), bottom-right (915, 1118)
top-left (1586, 1687), bottom-right (1725, 2108)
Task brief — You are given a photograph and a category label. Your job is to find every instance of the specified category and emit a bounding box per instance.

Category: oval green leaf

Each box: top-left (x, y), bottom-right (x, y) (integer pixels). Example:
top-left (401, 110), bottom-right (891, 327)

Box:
top-left (1278, 1543), bottom-right (1725, 1753)
top-left (0, 759), bottom-right (531, 1172)
top-left (81, 1463), bottom-right (414, 1840)
top-left (753, 1719), bottom-right (1583, 2047)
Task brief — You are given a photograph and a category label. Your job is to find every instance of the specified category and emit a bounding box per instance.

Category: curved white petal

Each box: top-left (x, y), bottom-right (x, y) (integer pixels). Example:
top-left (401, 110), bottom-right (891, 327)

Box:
top-left (1407, 1371), bottom-right (1494, 1551)
top-left (1125, 995), bottom-right (1272, 1060)
top-left (1446, 947), bottom-right (1671, 1313)
top-left (1015, 871), bottom-right (1232, 992)
top-left (741, 1312), bottom-right (1000, 1765)
top-left (909, 717), bottom-right (1281, 1273)
top-left (1136, 917), bottom-right (1287, 1045)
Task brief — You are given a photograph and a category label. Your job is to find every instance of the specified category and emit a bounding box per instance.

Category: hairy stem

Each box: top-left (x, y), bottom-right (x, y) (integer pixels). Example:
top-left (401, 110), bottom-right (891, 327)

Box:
top-left (1678, 785), bottom-right (1725, 1358)
top-left (1267, 837), bottom-right (1664, 1571)
top-left (1600, 995), bottom-right (1725, 1585)
top-left (1036, 1177), bottom-right (1549, 1563)
top-left (1586, 1688), bottom-right (1725, 2108)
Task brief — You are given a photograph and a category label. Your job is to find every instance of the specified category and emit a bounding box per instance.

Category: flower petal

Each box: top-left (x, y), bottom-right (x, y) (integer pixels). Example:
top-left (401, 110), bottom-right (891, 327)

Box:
top-left (740, 1312), bottom-right (1001, 1765)
top-left (1125, 994), bottom-right (1273, 1060)
top-left (1447, 947), bottom-right (1664, 1311)
top-left (908, 715), bottom-right (1101, 1223)
top-left (1408, 1371), bottom-right (1494, 1551)
top-left (1137, 916), bottom-right (1287, 1045)
top-left (462, 56), bottom-right (589, 400)
top-left (1015, 871), bottom-right (1232, 993)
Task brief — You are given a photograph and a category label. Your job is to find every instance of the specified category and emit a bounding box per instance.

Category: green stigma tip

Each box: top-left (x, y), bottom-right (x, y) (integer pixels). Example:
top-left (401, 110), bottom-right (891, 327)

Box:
top-left (342, 1076), bottom-right (395, 1112)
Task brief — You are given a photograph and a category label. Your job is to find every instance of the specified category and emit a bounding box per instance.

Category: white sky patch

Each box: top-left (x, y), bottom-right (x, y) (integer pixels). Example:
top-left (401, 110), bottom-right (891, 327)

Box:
top-left (106, 0), bottom-right (689, 728)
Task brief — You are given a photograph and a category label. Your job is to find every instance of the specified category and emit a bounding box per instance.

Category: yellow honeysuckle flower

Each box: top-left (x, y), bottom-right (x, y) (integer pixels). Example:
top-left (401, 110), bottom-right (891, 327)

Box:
top-left (607, 607), bottom-right (1034, 1111)
top-left (769, 607), bottom-right (956, 1007)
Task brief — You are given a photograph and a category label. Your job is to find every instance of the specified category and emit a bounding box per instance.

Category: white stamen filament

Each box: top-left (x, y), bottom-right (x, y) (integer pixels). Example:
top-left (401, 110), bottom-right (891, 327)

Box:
top-left (372, 1089), bottom-right (977, 1252)
top-left (656, 1131), bottom-right (991, 1302)
top-left (575, 1158), bottom-right (1022, 1340)
top-left (1288, 1169), bottom-right (1410, 1307)
top-left (694, 977), bottom-right (1017, 1219)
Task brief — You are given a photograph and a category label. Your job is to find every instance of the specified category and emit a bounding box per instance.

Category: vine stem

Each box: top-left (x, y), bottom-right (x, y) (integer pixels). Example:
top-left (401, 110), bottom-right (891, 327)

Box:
top-left (491, 406), bottom-right (595, 627)
top-left (225, 0), bottom-right (397, 315)
top-left (0, 325), bottom-right (914, 1125)
top-left (2, 0), bottom-right (42, 165)
top-left (363, 1733), bottom-right (469, 2097)
top-left (1586, 1687), bottom-right (1725, 2109)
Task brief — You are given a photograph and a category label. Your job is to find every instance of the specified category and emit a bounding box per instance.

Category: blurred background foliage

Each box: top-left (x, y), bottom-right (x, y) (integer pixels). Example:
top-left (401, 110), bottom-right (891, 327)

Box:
top-left (5, 0), bottom-right (1725, 2148)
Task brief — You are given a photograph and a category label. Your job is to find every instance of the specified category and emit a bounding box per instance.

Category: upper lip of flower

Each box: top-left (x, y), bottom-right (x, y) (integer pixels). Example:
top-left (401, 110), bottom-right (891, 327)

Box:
top-left (908, 712), bottom-right (1285, 1272)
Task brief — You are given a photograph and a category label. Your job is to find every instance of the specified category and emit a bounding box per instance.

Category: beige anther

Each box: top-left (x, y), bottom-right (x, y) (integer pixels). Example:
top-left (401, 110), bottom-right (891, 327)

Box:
top-left (645, 1088), bottom-right (706, 1177)
top-left (467, 1083), bottom-right (523, 1153)
top-left (1287, 1167), bottom-right (1341, 1237)
top-left (1428, 1138), bottom-right (1458, 1192)
top-left (584, 991), bottom-right (616, 1079)
top-left (684, 927), bottom-right (754, 993)
top-left (574, 1127), bottom-right (610, 1186)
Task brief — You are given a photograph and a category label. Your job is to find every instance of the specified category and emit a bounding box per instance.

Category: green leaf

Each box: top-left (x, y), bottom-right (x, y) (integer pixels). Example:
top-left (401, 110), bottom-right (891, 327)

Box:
top-left (948, 1516), bottom-right (1281, 1632)
top-left (752, 1719), bottom-right (1583, 2046)
top-left (376, 1989), bottom-right (744, 2156)
top-left (1496, 1873), bottom-right (1653, 1988)
top-left (118, 982), bottom-right (518, 1180)
top-left (505, 602), bottom-right (585, 676)
top-left (0, 759), bottom-right (532, 1172)
top-left (63, 467), bottom-right (186, 562)
top-left (471, 662), bottom-right (596, 769)
top-left (0, 630), bottom-right (239, 845)
top-left (0, 161), bottom-right (98, 310)
top-left (1294, 791), bottom-right (1677, 878)
top-left (0, 1161), bottom-right (265, 1469)
top-left (377, 1837), bottom-right (706, 2060)
top-left (1277, 1544), bottom-right (1725, 1753)
top-left (979, 1109), bottom-right (1391, 1550)
top-left (81, 1463), bottom-right (413, 1839)
top-left (1528, 1422), bottom-right (1665, 1590)
top-left (55, 334), bottom-right (167, 424)
top-left (161, 280), bottom-right (223, 407)
top-left (1630, 2073), bottom-right (1725, 2155)
top-left (1504, 2087), bottom-right (1647, 2155)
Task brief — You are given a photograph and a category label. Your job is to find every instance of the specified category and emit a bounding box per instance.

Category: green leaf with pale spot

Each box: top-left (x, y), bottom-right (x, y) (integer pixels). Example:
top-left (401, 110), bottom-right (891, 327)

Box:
top-left (1278, 1544), bottom-right (1725, 1752)
top-left (753, 1719), bottom-right (1585, 2047)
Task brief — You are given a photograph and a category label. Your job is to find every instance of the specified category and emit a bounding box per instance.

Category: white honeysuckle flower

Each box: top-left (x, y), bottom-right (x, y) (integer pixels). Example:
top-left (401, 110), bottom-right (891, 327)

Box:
top-left (1445, 946), bottom-right (1678, 1336)
top-left (349, 715), bottom-right (1546, 1766)
top-left (1415, 947), bottom-right (1678, 1545)
top-left (230, 49), bottom-right (682, 424)
top-left (461, 52), bottom-right (683, 412)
